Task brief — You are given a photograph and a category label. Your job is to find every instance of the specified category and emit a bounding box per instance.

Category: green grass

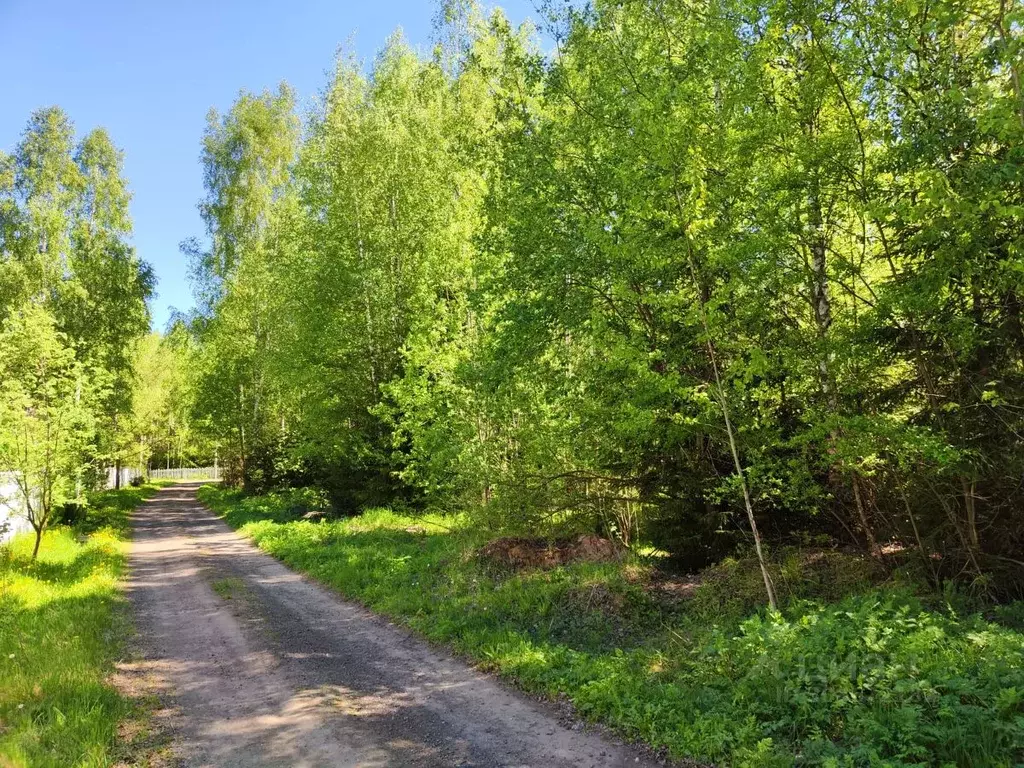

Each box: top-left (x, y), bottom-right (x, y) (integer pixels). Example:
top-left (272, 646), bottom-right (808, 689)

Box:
top-left (201, 485), bottom-right (1024, 767)
top-left (0, 482), bottom-right (170, 767)
top-left (210, 577), bottom-right (245, 601)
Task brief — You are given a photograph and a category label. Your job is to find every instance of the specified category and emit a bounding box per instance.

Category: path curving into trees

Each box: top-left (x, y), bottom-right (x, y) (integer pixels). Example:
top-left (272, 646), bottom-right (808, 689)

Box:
top-left (126, 482), bottom-right (656, 767)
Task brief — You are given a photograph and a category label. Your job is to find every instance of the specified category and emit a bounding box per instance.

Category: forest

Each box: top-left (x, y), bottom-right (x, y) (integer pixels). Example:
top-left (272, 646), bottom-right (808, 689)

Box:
top-left (3, 0), bottom-right (1024, 764)
top-left (180, 0), bottom-right (1024, 599)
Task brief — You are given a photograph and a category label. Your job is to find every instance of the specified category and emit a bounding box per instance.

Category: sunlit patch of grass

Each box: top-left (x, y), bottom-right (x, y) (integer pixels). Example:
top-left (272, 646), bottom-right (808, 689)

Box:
top-left (0, 482), bottom-right (166, 767)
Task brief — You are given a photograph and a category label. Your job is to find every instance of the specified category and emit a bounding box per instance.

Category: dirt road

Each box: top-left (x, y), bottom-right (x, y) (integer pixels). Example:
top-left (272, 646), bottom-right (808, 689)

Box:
top-left (126, 482), bottom-right (658, 767)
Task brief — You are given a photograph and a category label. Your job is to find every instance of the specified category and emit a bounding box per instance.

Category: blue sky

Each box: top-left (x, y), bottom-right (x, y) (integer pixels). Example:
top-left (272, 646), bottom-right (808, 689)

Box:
top-left (1, 0), bottom-right (539, 331)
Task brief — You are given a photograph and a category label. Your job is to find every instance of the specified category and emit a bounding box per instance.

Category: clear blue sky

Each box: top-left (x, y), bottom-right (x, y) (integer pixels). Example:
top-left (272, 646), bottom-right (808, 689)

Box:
top-left (1, 0), bottom-right (539, 331)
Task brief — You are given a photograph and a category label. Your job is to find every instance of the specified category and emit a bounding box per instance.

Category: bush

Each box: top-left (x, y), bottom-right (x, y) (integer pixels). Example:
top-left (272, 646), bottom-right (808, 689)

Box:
top-left (689, 546), bottom-right (889, 620)
top-left (56, 501), bottom-right (88, 526)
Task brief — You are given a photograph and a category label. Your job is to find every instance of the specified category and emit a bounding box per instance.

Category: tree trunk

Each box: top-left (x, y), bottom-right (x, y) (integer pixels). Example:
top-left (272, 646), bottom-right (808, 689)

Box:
top-left (852, 474), bottom-right (881, 557)
top-left (962, 476), bottom-right (980, 552)
top-left (809, 187), bottom-right (880, 557)
top-left (114, 413), bottom-right (121, 490)
top-left (899, 483), bottom-right (937, 584)
top-left (675, 194), bottom-right (778, 610)
top-left (31, 526), bottom-right (42, 560)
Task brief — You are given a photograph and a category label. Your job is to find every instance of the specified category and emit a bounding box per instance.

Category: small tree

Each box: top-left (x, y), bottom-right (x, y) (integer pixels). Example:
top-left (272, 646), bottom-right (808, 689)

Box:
top-left (0, 304), bottom-right (96, 559)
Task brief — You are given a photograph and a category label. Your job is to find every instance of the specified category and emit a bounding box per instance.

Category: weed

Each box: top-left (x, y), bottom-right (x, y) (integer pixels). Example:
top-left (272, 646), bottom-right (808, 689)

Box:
top-left (210, 577), bottom-right (245, 601)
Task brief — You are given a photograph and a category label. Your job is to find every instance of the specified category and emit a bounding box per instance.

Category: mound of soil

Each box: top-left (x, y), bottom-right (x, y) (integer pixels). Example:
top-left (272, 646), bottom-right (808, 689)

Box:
top-left (477, 534), bottom-right (624, 571)
top-left (646, 572), bottom-right (703, 604)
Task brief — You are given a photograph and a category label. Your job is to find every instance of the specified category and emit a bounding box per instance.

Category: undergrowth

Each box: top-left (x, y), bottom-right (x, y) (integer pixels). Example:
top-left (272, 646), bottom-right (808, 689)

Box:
top-left (0, 482), bottom-right (169, 767)
top-left (200, 485), bottom-right (1024, 767)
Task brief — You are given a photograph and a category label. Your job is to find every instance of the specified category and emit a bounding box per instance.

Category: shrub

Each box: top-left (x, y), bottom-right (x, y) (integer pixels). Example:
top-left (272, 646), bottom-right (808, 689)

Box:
top-left (689, 546), bottom-right (889, 619)
top-left (56, 501), bottom-right (88, 526)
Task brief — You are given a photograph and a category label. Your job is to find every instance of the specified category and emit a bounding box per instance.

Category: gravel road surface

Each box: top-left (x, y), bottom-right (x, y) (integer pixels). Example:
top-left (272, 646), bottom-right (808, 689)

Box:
top-left (126, 482), bottom-right (659, 768)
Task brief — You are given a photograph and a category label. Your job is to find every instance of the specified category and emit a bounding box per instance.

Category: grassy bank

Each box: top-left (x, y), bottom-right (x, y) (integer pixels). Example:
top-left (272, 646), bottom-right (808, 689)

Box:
top-left (0, 482), bottom-right (168, 767)
top-left (201, 485), bottom-right (1024, 767)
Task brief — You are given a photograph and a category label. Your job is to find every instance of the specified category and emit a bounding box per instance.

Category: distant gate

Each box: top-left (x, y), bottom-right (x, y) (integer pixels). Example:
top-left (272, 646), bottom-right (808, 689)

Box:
top-left (148, 466), bottom-right (221, 482)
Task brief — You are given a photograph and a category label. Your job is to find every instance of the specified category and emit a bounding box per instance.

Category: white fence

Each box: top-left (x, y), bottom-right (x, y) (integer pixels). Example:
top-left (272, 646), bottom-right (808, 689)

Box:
top-left (148, 466), bottom-right (221, 482)
top-left (0, 472), bottom-right (33, 544)
top-left (105, 466), bottom-right (221, 485)
top-left (0, 464), bottom-right (221, 544)
top-left (106, 466), bottom-right (144, 489)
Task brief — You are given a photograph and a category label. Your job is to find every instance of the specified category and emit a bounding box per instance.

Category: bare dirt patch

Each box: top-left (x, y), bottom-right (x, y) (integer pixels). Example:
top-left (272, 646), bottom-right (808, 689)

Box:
top-left (477, 533), bottom-right (625, 571)
top-left (108, 654), bottom-right (178, 767)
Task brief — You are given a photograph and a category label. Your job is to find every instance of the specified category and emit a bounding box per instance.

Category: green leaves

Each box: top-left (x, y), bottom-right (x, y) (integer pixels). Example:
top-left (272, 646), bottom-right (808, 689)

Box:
top-left (184, 0), bottom-right (1024, 588)
top-left (0, 303), bottom-right (99, 538)
top-left (0, 108), bottom-right (151, 543)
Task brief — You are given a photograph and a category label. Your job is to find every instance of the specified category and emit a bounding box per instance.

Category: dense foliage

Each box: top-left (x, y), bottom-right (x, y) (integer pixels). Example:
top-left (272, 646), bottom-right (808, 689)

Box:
top-left (184, 0), bottom-right (1024, 599)
top-left (132, 325), bottom-right (214, 471)
top-left (0, 108), bottom-right (153, 556)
